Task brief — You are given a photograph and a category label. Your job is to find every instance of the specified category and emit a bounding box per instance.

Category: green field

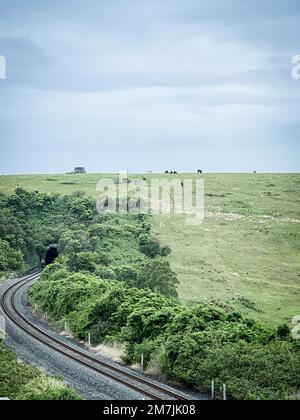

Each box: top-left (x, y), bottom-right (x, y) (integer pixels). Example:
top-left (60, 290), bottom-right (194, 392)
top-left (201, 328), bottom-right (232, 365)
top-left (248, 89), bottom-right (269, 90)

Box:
top-left (1, 172), bottom-right (299, 326)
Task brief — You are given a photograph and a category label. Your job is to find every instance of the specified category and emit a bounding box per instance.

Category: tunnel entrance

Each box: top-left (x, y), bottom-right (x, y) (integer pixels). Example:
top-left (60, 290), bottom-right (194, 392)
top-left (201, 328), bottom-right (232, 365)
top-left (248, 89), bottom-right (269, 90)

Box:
top-left (45, 246), bottom-right (59, 266)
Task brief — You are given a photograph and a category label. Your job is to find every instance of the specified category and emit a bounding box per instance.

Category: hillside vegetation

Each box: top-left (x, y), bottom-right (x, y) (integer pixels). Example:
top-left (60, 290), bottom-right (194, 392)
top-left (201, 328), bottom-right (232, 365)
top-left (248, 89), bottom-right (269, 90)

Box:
top-left (30, 264), bottom-right (300, 400)
top-left (0, 186), bottom-right (299, 399)
top-left (0, 342), bottom-right (80, 400)
top-left (1, 173), bottom-right (299, 325)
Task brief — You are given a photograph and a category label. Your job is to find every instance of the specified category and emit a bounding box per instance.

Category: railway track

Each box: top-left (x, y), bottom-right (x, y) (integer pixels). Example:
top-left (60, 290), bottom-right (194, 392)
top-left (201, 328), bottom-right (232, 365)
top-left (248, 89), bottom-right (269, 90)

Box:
top-left (0, 272), bottom-right (189, 400)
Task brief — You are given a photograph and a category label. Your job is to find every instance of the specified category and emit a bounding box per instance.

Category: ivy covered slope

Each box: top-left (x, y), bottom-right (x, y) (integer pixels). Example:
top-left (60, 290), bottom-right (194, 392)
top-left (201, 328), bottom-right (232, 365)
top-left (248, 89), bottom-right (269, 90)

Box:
top-left (0, 188), bottom-right (177, 294)
top-left (0, 188), bottom-right (98, 277)
top-left (0, 342), bottom-right (80, 400)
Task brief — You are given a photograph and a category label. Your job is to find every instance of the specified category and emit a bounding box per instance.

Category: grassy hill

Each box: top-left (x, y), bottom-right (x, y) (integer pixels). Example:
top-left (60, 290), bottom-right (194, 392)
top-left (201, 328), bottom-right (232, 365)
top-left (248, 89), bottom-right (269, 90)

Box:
top-left (1, 172), bottom-right (299, 326)
top-left (153, 173), bottom-right (300, 326)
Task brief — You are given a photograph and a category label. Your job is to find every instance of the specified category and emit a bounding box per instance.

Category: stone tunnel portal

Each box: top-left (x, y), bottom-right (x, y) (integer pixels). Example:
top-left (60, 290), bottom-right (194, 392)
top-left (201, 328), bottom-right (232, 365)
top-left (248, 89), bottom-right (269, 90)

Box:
top-left (45, 246), bottom-right (59, 266)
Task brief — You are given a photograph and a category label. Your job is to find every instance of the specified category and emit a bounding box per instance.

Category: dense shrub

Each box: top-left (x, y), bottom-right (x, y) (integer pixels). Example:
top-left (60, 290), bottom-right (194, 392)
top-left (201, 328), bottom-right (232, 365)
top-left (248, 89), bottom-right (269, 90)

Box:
top-left (115, 265), bottom-right (140, 287)
top-left (137, 260), bottom-right (179, 297)
top-left (0, 189), bottom-right (170, 286)
top-left (68, 252), bottom-right (102, 272)
top-left (29, 267), bottom-right (300, 400)
top-left (0, 342), bottom-right (80, 400)
top-left (0, 239), bottom-right (24, 273)
top-left (139, 234), bottom-right (161, 258)
top-left (17, 376), bottom-right (81, 400)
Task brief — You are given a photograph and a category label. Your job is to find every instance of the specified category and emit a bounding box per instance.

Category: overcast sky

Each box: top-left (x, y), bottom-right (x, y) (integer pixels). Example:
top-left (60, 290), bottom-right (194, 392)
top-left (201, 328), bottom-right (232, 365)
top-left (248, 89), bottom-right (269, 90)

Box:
top-left (0, 0), bottom-right (299, 174)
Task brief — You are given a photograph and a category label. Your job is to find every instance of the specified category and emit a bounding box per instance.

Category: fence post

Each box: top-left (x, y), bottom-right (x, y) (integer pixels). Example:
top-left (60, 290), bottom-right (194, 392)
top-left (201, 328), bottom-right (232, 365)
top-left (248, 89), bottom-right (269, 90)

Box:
top-left (211, 380), bottom-right (215, 400)
top-left (141, 353), bottom-right (144, 372)
top-left (223, 384), bottom-right (227, 401)
top-left (64, 322), bottom-right (67, 337)
top-left (88, 332), bottom-right (91, 349)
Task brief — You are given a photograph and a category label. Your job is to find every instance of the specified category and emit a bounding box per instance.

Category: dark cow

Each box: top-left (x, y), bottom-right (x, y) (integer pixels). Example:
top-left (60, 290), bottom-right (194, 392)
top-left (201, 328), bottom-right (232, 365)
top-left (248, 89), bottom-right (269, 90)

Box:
top-left (165, 170), bottom-right (178, 175)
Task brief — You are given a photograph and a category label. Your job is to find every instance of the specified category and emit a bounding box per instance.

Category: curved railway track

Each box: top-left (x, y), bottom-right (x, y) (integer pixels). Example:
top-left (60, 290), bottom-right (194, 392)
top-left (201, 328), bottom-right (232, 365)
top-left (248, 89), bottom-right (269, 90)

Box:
top-left (0, 272), bottom-right (189, 400)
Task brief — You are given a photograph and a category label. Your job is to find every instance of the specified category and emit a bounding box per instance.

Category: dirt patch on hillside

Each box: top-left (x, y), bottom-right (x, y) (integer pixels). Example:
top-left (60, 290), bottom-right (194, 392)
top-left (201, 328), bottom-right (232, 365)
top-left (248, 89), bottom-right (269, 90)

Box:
top-left (206, 211), bottom-right (247, 222)
top-left (260, 215), bottom-right (300, 224)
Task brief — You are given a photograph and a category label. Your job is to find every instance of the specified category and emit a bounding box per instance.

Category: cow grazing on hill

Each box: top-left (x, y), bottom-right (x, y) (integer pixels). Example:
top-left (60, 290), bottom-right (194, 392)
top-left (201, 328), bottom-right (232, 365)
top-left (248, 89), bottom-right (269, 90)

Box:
top-left (165, 170), bottom-right (178, 175)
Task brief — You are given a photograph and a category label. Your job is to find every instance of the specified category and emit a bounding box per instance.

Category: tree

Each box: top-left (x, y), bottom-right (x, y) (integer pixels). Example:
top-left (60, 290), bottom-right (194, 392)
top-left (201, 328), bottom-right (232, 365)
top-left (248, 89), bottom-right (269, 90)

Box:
top-left (115, 265), bottom-right (140, 287)
top-left (0, 208), bottom-right (27, 251)
top-left (277, 324), bottom-right (290, 339)
top-left (139, 234), bottom-right (161, 258)
top-left (0, 239), bottom-right (24, 273)
top-left (137, 260), bottom-right (179, 297)
top-left (68, 252), bottom-right (100, 273)
top-left (160, 245), bottom-right (171, 257)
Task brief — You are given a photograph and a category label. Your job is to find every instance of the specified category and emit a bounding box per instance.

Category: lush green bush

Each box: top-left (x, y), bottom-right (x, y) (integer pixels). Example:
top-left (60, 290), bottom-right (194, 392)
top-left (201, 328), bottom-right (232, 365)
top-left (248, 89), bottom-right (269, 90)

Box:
top-left (0, 239), bottom-right (24, 273)
top-left (137, 260), bottom-right (179, 297)
top-left (68, 251), bottom-right (102, 273)
top-left (0, 189), bottom-right (93, 271)
top-left (138, 234), bottom-right (171, 258)
top-left (0, 342), bottom-right (80, 400)
top-left (0, 189), bottom-right (172, 287)
top-left (115, 265), bottom-right (140, 287)
top-left (17, 376), bottom-right (81, 400)
top-left (176, 340), bottom-right (300, 400)
top-left (139, 234), bottom-right (161, 258)
top-left (29, 266), bottom-right (300, 400)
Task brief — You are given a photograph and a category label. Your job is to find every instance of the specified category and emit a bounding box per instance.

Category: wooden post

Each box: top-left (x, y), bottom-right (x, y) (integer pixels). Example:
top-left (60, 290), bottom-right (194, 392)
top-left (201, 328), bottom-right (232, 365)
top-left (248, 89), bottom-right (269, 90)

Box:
top-left (64, 322), bottom-right (67, 337)
top-left (223, 384), bottom-right (227, 401)
top-left (88, 332), bottom-right (91, 349)
top-left (141, 353), bottom-right (144, 372)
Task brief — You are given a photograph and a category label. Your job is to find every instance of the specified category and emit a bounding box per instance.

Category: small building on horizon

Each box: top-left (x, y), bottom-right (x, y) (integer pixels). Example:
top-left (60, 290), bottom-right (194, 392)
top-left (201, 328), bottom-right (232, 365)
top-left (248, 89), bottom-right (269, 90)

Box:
top-left (73, 167), bottom-right (86, 174)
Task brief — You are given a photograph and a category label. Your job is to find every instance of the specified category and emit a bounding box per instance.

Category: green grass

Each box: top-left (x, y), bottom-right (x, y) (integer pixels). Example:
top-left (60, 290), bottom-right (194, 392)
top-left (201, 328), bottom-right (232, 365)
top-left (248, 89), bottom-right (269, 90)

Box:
top-left (152, 173), bottom-right (300, 326)
top-left (0, 341), bottom-right (80, 400)
top-left (0, 173), bottom-right (116, 197)
top-left (1, 172), bottom-right (300, 326)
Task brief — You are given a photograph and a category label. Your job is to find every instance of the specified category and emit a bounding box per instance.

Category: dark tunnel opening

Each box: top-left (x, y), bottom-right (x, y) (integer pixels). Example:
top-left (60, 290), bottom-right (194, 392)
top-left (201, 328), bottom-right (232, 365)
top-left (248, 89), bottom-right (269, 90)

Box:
top-left (45, 247), bottom-right (59, 266)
